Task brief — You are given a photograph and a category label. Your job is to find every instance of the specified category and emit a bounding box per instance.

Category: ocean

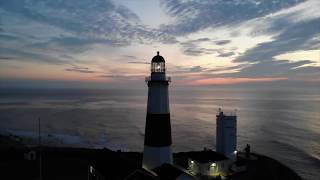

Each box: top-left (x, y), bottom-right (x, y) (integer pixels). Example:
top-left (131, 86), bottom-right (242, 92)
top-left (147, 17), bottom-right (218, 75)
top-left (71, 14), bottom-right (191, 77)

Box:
top-left (0, 87), bottom-right (319, 180)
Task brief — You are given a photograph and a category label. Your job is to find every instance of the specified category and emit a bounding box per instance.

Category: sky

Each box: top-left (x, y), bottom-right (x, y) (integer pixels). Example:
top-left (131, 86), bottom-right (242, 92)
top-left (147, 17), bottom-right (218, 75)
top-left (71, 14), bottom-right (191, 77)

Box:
top-left (0, 0), bottom-right (319, 89)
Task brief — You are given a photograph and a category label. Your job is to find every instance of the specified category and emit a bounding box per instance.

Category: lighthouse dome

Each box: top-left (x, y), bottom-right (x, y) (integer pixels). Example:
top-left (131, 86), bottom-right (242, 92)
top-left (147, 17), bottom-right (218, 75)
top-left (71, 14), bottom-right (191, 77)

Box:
top-left (151, 51), bottom-right (166, 73)
top-left (152, 51), bottom-right (165, 62)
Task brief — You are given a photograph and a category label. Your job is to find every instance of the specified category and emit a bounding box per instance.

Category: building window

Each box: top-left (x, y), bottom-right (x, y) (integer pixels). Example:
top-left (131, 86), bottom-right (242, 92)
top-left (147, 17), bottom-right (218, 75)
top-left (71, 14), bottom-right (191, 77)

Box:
top-left (209, 163), bottom-right (216, 170)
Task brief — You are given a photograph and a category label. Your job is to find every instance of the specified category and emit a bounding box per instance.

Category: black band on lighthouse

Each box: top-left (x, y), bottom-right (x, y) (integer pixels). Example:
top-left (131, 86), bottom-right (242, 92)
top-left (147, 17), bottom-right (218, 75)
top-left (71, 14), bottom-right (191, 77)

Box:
top-left (144, 113), bottom-right (172, 147)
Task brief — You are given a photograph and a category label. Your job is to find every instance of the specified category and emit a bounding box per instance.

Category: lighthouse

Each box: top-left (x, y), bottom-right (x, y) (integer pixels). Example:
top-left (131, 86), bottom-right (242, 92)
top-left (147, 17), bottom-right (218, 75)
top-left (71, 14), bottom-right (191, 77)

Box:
top-left (143, 51), bottom-right (173, 170)
top-left (216, 109), bottom-right (237, 160)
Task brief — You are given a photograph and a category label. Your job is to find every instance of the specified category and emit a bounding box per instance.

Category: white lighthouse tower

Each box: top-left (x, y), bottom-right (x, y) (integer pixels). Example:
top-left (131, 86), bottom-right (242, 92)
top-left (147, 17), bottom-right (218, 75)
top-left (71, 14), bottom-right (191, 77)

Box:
top-left (216, 109), bottom-right (237, 160)
top-left (142, 51), bottom-right (173, 170)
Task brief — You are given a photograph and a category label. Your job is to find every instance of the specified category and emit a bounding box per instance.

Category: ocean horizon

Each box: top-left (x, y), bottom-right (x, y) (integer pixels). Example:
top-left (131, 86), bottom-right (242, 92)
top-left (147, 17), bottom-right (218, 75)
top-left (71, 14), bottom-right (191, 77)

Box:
top-left (0, 87), bottom-right (319, 180)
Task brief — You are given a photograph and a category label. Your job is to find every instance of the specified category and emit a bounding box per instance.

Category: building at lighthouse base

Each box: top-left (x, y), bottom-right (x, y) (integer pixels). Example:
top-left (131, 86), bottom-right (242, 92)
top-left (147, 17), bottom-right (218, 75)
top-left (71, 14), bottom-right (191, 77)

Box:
top-left (143, 146), bottom-right (173, 170)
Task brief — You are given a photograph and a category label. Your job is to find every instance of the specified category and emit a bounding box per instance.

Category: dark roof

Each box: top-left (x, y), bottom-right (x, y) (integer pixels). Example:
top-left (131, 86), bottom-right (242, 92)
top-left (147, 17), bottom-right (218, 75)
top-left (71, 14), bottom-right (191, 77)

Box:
top-left (152, 51), bottom-right (165, 63)
top-left (125, 168), bottom-right (158, 180)
top-left (152, 163), bottom-right (185, 180)
top-left (187, 150), bottom-right (228, 163)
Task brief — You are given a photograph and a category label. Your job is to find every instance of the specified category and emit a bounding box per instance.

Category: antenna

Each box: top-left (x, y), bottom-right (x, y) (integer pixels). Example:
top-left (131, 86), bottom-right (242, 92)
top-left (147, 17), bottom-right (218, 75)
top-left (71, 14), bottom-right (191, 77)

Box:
top-left (38, 118), bottom-right (42, 180)
top-left (38, 118), bottom-right (41, 147)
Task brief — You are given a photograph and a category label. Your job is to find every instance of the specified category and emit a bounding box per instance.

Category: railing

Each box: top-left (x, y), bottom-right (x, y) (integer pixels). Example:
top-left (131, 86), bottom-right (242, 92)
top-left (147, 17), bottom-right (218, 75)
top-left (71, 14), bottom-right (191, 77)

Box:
top-left (145, 76), bottom-right (171, 82)
top-left (145, 76), bottom-right (151, 82)
top-left (217, 108), bottom-right (237, 116)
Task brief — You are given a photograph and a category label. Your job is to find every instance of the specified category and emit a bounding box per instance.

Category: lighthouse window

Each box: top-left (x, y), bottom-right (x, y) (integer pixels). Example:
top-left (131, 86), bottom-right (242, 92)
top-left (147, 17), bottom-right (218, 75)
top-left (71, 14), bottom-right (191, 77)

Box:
top-left (151, 62), bottom-right (165, 73)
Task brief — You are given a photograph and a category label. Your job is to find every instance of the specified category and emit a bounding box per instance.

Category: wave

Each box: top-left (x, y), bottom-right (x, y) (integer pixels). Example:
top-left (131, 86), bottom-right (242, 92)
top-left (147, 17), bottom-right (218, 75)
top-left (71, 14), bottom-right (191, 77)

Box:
top-left (270, 139), bottom-right (320, 166)
top-left (269, 139), bottom-right (320, 179)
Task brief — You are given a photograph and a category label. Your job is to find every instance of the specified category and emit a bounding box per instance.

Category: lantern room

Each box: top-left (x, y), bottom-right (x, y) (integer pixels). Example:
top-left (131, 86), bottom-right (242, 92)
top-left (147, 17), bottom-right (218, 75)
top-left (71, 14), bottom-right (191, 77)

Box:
top-left (151, 51), bottom-right (165, 73)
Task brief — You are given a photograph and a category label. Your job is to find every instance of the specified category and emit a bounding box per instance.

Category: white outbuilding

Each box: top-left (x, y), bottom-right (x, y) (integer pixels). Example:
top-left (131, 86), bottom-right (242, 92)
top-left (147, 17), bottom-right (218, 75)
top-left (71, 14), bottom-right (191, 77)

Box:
top-left (186, 150), bottom-right (230, 178)
top-left (216, 109), bottom-right (237, 160)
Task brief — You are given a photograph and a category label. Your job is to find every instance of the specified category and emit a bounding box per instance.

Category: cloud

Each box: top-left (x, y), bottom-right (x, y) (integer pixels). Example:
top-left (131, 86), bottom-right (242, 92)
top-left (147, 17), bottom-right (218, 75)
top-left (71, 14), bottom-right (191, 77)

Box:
top-left (0, 56), bottom-right (14, 60)
top-left (1, 0), bottom-right (319, 86)
top-left (206, 64), bottom-right (248, 73)
top-left (214, 40), bottom-right (231, 46)
top-left (0, 0), bottom-right (178, 64)
top-left (172, 63), bottom-right (255, 79)
top-left (181, 44), bottom-right (234, 57)
top-left (183, 48), bottom-right (217, 56)
top-left (217, 51), bottom-right (235, 57)
top-left (161, 0), bottom-right (305, 35)
top-left (99, 75), bottom-right (125, 78)
top-left (171, 65), bottom-right (206, 74)
top-left (189, 65), bottom-right (204, 72)
top-left (28, 36), bottom-right (125, 53)
top-left (123, 55), bottom-right (137, 59)
top-left (192, 0), bottom-right (319, 80)
top-left (0, 34), bottom-right (20, 41)
top-left (1, 0), bottom-right (136, 36)
top-left (168, 0), bottom-right (319, 81)
top-left (228, 14), bottom-right (320, 79)
top-left (59, 55), bottom-right (75, 60)
top-left (123, 55), bottom-right (150, 64)
top-left (0, 0), bottom-right (181, 75)
top-left (180, 38), bottom-right (218, 56)
top-left (231, 60), bottom-right (314, 77)
top-left (236, 18), bottom-right (320, 63)
top-left (65, 65), bottom-right (100, 74)
top-left (187, 37), bottom-right (211, 43)
top-left (179, 37), bottom-right (234, 56)
top-left (128, 61), bottom-right (150, 65)
top-left (0, 47), bottom-right (67, 65)
top-left (191, 77), bottom-right (288, 85)
top-left (99, 74), bottom-right (144, 80)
